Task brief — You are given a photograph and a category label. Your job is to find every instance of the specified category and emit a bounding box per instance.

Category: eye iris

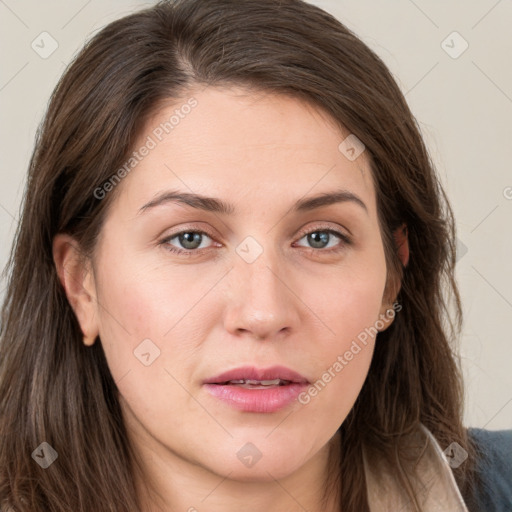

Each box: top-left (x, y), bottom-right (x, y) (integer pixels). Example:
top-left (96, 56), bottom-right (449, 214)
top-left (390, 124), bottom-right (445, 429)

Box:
top-left (179, 232), bottom-right (202, 250)
top-left (308, 231), bottom-right (330, 249)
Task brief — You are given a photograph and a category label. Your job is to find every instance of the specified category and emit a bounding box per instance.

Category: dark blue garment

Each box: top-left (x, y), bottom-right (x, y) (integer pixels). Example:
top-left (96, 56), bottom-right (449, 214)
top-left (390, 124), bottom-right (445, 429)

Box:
top-left (464, 428), bottom-right (512, 511)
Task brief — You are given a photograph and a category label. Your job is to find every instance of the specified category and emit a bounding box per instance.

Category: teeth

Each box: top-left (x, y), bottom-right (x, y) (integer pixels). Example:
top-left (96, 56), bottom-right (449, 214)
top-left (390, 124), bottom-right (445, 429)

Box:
top-left (225, 379), bottom-right (289, 386)
top-left (247, 379), bottom-right (281, 386)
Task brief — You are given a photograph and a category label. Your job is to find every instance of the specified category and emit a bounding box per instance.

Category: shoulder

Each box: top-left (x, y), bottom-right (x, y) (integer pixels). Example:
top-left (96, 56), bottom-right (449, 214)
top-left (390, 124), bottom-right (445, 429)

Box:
top-left (466, 427), bottom-right (512, 511)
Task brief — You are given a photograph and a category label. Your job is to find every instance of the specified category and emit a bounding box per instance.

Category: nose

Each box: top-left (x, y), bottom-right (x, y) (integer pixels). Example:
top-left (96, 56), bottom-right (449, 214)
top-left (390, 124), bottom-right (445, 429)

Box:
top-left (222, 248), bottom-right (301, 342)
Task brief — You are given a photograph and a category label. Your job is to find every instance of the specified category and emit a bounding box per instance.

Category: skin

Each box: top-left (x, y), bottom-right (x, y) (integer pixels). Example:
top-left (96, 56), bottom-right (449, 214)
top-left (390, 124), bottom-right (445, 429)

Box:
top-left (53, 86), bottom-right (408, 512)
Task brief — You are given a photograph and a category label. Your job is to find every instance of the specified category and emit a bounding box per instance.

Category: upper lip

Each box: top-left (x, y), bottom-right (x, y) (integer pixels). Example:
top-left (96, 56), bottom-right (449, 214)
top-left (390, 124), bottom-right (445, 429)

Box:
top-left (203, 365), bottom-right (309, 384)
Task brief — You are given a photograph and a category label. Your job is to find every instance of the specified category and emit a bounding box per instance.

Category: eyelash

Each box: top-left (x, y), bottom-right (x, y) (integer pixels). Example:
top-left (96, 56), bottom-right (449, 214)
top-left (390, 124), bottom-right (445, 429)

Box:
top-left (160, 225), bottom-right (352, 257)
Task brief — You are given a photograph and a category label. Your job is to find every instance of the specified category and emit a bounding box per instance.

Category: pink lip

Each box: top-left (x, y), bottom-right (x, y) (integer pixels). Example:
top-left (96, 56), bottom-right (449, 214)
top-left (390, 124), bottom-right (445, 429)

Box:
top-left (203, 365), bottom-right (309, 413)
top-left (204, 365), bottom-right (309, 385)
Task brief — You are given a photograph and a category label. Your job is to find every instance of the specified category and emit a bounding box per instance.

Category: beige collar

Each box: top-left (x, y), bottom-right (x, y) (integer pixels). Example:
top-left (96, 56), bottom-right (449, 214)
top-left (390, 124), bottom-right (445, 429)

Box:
top-left (363, 424), bottom-right (469, 511)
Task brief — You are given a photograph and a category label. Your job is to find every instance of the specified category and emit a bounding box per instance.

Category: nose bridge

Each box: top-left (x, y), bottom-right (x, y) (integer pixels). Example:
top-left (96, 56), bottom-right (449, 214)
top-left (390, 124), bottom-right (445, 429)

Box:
top-left (223, 237), bottom-right (299, 339)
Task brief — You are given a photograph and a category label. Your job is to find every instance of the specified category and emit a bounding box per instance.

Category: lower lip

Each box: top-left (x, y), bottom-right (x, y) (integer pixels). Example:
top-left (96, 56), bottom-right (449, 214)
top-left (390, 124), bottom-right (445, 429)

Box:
top-left (203, 383), bottom-right (308, 413)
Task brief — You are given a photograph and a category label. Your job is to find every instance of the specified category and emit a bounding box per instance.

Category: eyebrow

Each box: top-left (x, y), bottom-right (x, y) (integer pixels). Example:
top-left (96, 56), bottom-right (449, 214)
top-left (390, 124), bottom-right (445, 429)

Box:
top-left (138, 189), bottom-right (368, 216)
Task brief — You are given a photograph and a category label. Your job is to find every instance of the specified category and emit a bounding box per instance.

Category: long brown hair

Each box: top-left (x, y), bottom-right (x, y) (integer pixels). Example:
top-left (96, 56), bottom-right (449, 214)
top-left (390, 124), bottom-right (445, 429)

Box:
top-left (0, 0), bottom-right (477, 510)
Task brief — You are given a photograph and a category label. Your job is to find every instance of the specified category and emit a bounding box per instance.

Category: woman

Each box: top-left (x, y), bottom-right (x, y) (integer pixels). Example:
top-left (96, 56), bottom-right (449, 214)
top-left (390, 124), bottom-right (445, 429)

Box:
top-left (0, 0), bottom-right (510, 510)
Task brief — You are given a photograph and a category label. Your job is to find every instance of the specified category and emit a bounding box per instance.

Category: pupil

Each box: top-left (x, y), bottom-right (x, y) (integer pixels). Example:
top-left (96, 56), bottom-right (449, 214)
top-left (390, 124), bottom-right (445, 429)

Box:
top-left (180, 232), bottom-right (202, 249)
top-left (308, 231), bottom-right (329, 249)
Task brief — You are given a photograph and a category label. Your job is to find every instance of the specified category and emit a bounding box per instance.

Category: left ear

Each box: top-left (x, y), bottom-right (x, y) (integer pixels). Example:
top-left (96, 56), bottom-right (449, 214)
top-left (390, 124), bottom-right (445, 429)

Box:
top-left (377, 223), bottom-right (409, 332)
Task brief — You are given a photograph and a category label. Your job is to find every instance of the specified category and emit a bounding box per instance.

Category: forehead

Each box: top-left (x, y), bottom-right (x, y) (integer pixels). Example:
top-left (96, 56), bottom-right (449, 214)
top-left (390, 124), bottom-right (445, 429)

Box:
top-left (112, 86), bottom-right (376, 218)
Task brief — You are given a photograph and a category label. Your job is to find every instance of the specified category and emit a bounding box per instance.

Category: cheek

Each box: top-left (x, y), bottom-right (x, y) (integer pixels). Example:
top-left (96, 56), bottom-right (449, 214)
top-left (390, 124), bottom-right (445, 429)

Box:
top-left (294, 255), bottom-right (386, 417)
top-left (92, 261), bottom-right (210, 437)
top-left (294, 286), bottom-right (381, 431)
top-left (299, 335), bottom-right (375, 412)
top-left (92, 247), bottom-right (225, 384)
top-left (300, 255), bottom-right (387, 349)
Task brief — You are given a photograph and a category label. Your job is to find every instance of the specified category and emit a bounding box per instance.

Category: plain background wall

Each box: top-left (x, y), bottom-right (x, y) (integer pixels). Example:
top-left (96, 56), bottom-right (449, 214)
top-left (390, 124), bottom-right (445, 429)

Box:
top-left (0, 0), bottom-right (511, 430)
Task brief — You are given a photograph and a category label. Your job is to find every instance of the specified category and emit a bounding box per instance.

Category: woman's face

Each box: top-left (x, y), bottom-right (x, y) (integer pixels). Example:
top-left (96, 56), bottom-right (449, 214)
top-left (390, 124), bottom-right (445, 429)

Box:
top-left (80, 87), bottom-right (393, 481)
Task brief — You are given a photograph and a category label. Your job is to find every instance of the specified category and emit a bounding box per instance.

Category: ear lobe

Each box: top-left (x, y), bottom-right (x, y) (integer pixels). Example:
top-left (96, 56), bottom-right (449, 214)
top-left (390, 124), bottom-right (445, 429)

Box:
top-left (376, 304), bottom-right (395, 332)
top-left (52, 234), bottom-right (99, 346)
top-left (393, 223), bottom-right (409, 268)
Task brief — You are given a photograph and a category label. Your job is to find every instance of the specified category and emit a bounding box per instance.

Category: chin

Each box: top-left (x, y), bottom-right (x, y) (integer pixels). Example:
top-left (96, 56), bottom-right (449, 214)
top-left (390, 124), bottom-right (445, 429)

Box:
top-left (197, 438), bottom-right (315, 482)
top-left (219, 459), bottom-right (303, 483)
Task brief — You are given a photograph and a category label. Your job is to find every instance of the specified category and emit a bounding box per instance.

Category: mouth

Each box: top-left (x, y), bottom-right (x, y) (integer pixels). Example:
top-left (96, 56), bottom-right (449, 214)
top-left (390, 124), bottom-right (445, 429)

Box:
top-left (203, 365), bottom-right (310, 413)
